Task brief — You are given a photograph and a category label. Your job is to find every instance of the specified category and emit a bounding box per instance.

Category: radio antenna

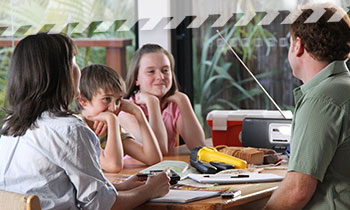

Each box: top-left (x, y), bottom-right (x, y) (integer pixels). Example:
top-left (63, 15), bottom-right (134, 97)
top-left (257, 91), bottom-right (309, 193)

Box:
top-left (216, 30), bottom-right (287, 119)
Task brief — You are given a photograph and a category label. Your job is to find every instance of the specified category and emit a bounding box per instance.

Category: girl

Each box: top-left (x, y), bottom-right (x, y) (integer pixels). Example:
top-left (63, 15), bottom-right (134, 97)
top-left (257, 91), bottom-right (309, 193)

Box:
top-left (0, 33), bottom-right (169, 210)
top-left (120, 44), bottom-right (205, 155)
top-left (76, 64), bottom-right (162, 173)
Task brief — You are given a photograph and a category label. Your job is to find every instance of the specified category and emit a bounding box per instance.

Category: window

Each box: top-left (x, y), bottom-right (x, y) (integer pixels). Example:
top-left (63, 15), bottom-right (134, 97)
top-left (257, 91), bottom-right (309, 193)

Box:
top-left (0, 0), bottom-right (137, 125)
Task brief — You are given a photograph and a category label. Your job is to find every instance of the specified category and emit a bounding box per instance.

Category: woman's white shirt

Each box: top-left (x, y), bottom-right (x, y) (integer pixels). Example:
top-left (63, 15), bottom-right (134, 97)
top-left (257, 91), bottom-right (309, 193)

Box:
top-left (0, 112), bottom-right (117, 210)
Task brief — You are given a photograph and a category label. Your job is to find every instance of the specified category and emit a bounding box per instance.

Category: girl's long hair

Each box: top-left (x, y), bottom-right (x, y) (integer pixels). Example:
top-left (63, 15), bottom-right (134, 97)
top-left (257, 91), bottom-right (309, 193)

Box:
top-left (1, 33), bottom-right (77, 137)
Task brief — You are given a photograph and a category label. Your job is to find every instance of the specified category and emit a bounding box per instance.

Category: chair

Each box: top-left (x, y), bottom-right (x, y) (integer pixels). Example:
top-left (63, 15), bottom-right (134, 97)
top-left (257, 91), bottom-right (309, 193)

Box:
top-left (0, 190), bottom-right (41, 210)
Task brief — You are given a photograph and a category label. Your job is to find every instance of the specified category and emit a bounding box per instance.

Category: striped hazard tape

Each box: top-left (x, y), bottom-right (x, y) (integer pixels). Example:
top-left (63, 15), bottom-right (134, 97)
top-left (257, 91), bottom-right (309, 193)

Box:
top-left (0, 0), bottom-right (348, 37)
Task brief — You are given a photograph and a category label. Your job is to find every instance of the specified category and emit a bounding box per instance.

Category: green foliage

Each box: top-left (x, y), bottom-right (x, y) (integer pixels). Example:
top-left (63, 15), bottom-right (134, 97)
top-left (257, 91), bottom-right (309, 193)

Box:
top-left (193, 14), bottom-right (281, 136)
top-left (70, 21), bottom-right (136, 69)
top-left (0, 0), bottom-right (136, 127)
top-left (0, 0), bottom-right (136, 68)
top-left (0, 48), bottom-right (12, 122)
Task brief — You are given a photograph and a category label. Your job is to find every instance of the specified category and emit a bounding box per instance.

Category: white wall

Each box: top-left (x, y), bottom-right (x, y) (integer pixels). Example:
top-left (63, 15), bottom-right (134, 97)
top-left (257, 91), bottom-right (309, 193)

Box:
top-left (137, 0), bottom-right (172, 51)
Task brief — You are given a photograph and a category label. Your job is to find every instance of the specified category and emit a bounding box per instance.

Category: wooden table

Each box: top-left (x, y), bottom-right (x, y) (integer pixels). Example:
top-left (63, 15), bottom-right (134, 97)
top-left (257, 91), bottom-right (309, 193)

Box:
top-left (104, 149), bottom-right (287, 210)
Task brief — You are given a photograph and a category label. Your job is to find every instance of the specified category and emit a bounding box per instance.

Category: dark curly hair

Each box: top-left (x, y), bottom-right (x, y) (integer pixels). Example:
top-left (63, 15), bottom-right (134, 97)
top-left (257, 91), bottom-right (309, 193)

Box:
top-left (290, 3), bottom-right (350, 62)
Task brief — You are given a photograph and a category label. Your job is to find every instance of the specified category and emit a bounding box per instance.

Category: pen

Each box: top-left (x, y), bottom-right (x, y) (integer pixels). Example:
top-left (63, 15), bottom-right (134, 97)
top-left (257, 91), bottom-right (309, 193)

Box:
top-left (150, 170), bottom-right (164, 173)
top-left (203, 174), bottom-right (250, 178)
top-left (230, 174), bottom-right (249, 178)
top-left (136, 173), bottom-right (151, 177)
top-left (136, 169), bottom-right (169, 177)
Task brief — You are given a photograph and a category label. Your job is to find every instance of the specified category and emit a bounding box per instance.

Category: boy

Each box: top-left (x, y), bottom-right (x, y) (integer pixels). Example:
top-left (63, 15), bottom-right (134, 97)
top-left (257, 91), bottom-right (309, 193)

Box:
top-left (76, 64), bottom-right (162, 173)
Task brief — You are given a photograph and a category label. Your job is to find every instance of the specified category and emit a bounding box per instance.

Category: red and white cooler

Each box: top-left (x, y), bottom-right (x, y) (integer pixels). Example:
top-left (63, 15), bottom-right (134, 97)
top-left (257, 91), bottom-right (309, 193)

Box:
top-left (206, 110), bottom-right (293, 146)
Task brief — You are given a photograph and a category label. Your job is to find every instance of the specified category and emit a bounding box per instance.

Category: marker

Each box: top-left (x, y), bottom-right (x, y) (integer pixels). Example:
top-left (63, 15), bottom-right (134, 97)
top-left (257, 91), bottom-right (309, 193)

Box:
top-left (230, 174), bottom-right (250, 178)
top-left (221, 190), bottom-right (242, 198)
top-left (203, 174), bottom-right (249, 178)
top-left (150, 170), bottom-right (164, 173)
top-left (136, 173), bottom-right (151, 178)
top-left (136, 170), bottom-right (165, 177)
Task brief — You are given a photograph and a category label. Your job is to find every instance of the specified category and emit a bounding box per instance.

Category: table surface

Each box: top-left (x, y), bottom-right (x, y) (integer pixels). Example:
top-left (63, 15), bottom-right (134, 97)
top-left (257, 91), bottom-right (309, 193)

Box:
top-left (104, 146), bottom-right (287, 210)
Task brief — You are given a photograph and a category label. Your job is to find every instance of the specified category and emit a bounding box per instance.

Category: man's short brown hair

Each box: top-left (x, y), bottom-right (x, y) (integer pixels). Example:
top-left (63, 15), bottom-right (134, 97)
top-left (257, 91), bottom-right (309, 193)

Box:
top-left (290, 3), bottom-right (350, 62)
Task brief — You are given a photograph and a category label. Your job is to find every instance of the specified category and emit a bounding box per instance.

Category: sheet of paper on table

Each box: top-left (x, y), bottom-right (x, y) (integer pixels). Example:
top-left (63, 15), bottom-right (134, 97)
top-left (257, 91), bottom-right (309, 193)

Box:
top-left (139, 160), bottom-right (198, 179)
top-left (149, 190), bottom-right (220, 203)
top-left (188, 173), bottom-right (284, 184)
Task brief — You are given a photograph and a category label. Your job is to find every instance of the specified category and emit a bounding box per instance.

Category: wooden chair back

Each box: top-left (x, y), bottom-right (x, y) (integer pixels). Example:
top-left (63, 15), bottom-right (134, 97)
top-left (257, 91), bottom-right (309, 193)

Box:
top-left (0, 190), bottom-right (41, 210)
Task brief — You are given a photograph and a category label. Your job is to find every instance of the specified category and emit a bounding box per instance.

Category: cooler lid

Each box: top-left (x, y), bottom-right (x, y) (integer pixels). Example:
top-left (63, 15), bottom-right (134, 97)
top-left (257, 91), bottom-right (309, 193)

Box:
top-left (206, 110), bottom-right (293, 131)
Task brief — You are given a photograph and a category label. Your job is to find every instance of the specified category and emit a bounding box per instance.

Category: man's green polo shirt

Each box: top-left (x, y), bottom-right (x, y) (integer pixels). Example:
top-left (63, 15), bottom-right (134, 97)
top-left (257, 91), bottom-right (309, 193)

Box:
top-left (288, 60), bottom-right (350, 209)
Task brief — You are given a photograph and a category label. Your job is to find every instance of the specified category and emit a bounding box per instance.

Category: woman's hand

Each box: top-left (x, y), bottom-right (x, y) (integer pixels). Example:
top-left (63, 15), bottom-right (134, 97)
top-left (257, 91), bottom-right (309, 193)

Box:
top-left (111, 171), bottom-right (170, 210)
top-left (145, 171), bottom-right (170, 198)
top-left (113, 171), bottom-right (169, 198)
top-left (113, 175), bottom-right (146, 191)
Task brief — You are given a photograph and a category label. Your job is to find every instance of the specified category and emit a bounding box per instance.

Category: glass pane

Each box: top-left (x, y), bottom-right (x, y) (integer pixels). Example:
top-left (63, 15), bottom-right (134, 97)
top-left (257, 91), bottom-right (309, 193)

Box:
top-left (0, 0), bottom-right (136, 126)
top-left (191, 1), bottom-right (347, 136)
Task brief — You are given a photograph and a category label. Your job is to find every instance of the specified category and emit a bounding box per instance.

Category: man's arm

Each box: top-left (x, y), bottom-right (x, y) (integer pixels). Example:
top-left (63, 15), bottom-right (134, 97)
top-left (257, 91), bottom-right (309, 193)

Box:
top-left (264, 171), bottom-right (317, 210)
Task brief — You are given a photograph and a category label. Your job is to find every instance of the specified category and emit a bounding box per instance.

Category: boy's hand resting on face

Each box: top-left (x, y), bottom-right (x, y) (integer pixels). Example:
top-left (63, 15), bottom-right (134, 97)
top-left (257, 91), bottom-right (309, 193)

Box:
top-left (85, 111), bottom-right (118, 136)
top-left (92, 121), bottom-right (107, 136)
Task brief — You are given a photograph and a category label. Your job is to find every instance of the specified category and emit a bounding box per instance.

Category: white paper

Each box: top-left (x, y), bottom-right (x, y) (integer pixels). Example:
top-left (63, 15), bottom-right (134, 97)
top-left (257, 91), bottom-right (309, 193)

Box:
top-left (139, 160), bottom-right (198, 179)
top-left (150, 190), bottom-right (220, 203)
top-left (188, 173), bottom-right (283, 184)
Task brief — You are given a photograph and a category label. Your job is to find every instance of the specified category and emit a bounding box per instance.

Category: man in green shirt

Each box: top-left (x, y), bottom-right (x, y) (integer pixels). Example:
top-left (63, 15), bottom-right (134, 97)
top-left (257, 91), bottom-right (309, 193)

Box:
top-left (265, 3), bottom-right (350, 210)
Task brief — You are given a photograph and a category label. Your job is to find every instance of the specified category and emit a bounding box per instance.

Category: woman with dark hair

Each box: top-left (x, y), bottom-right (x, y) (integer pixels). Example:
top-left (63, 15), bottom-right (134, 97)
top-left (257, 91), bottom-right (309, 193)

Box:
top-left (1, 33), bottom-right (78, 136)
top-left (0, 33), bottom-right (169, 210)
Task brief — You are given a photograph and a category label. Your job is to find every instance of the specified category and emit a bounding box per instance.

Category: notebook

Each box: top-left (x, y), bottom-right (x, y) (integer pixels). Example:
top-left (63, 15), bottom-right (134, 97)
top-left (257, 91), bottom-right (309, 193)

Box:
top-left (188, 173), bottom-right (283, 184)
top-left (150, 190), bottom-right (221, 203)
